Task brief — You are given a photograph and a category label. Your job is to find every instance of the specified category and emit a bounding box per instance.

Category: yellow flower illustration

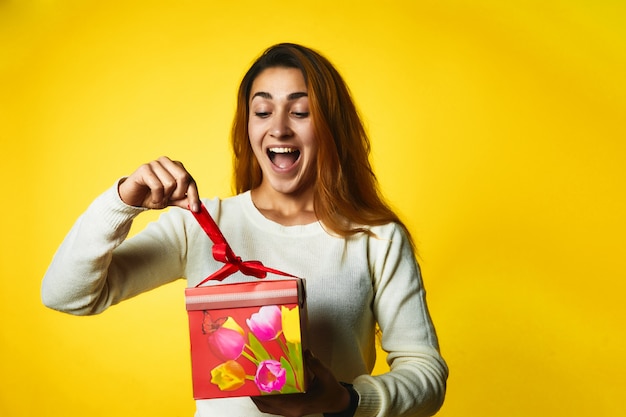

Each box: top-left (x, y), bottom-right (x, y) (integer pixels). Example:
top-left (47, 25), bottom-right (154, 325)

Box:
top-left (281, 306), bottom-right (301, 344)
top-left (210, 360), bottom-right (246, 391)
top-left (222, 316), bottom-right (245, 335)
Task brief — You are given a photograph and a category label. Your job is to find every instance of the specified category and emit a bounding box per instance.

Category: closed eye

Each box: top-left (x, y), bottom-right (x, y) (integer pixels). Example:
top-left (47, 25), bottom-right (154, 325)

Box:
top-left (254, 112), bottom-right (271, 118)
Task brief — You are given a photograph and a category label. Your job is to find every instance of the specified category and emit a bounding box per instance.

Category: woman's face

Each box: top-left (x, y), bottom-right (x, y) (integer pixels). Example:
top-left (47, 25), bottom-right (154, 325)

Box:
top-left (248, 67), bottom-right (318, 197)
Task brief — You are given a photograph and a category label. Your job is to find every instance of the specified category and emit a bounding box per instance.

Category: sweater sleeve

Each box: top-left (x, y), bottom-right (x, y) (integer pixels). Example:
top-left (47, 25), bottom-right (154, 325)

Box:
top-left (352, 224), bottom-right (448, 417)
top-left (41, 181), bottom-right (189, 315)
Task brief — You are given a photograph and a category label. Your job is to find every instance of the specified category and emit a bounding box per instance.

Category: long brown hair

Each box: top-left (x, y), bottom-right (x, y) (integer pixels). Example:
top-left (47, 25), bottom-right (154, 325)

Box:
top-left (231, 43), bottom-right (414, 247)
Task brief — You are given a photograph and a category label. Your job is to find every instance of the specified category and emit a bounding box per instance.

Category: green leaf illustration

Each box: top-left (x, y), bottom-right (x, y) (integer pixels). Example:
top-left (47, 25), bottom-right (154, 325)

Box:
top-left (279, 357), bottom-right (300, 394)
top-left (248, 332), bottom-right (271, 362)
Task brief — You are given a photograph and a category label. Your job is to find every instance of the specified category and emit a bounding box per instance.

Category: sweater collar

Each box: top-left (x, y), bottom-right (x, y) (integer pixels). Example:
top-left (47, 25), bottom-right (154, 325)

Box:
top-left (241, 191), bottom-right (325, 237)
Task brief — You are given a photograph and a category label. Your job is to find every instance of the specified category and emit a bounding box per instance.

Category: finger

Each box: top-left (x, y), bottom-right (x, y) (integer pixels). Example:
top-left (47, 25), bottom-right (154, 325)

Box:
top-left (303, 351), bottom-right (350, 414)
top-left (251, 397), bottom-right (273, 414)
top-left (252, 395), bottom-right (306, 417)
top-left (185, 180), bottom-right (201, 212)
top-left (305, 350), bottom-right (327, 379)
top-left (168, 181), bottom-right (200, 211)
top-left (251, 397), bottom-right (283, 416)
top-left (155, 157), bottom-right (200, 207)
top-left (155, 158), bottom-right (200, 212)
top-left (145, 159), bottom-right (178, 207)
top-left (124, 162), bottom-right (170, 208)
top-left (156, 158), bottom-right (192, 200)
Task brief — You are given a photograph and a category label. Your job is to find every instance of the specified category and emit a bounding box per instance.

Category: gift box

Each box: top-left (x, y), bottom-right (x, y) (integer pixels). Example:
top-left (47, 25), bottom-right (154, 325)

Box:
top-left (185, 203), bottom-right (308, 399)
top-left (186, 278), bottom-right (307, 399)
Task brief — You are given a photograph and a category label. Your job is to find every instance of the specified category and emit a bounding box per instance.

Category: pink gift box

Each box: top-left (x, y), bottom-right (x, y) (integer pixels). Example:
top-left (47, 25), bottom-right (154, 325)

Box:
top-left (185, 278), bottom-right (308, 399)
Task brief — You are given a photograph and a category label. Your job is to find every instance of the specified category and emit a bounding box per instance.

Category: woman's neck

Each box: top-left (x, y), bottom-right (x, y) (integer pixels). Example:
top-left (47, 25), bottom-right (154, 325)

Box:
top-left (250, 186), bottom-right (317, 226)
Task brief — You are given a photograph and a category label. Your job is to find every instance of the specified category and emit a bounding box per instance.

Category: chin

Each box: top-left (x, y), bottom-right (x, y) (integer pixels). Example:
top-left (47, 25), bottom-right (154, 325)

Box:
top-left (266, 178), bottom-right (310, 196)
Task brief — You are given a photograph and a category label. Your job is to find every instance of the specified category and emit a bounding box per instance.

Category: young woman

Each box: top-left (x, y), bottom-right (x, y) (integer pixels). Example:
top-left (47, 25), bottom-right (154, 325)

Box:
top-left (42, 43), bottom-right (448, 417)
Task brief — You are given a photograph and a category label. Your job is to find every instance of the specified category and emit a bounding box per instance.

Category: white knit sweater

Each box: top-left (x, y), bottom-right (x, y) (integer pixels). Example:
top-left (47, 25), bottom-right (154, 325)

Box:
top-left (42, 182), bottom-right (448, 417)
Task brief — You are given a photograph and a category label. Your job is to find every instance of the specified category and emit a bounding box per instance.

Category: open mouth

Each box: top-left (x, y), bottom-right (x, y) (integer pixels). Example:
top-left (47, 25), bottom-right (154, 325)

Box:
top-left (267, 147), bottom-right (301, 169)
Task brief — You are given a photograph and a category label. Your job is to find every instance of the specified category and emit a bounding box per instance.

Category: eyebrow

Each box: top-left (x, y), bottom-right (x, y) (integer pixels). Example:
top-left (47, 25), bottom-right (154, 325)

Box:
top-left (251, 91), bottom-right (308, 101)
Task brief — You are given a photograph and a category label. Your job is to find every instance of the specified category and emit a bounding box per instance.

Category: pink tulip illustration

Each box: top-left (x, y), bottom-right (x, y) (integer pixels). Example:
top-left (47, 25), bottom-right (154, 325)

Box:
top-left (208, 327), bottom-right (246, 360)
top-left (255, 359), bottom-right (287, 393)
top-left (202, 311), bottom-right (245, 360)
top-left (246, 305), bottom-right (283, 341)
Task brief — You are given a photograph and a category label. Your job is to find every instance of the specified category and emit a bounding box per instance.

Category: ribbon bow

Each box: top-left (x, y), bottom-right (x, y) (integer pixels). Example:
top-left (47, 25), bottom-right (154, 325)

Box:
top-left (190, 202), bottom-right (296, 287)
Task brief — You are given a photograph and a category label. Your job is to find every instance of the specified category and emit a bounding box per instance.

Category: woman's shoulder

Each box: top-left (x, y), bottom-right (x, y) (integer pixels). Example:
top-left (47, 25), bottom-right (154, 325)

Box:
top-left (363, 220), bottom-right (409, 242)
top-left (368, 220), bottom-right (405, 234)
top-left (363, 221), bottom-right (415, 258)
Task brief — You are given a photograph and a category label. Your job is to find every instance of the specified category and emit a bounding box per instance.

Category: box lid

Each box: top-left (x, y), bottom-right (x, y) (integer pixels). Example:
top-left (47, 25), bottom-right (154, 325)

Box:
top-left (185, 279), bottom-right (305, 311)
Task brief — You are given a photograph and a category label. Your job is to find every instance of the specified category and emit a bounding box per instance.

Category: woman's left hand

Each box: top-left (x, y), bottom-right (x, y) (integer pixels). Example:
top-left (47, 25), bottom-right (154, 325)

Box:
top-left (251, 351), bottom-right (351, 417)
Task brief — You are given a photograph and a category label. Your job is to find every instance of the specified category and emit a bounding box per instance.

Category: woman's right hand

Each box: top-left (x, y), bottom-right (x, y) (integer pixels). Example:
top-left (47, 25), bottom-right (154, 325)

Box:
top-left (118, 156), bottom-right (201, 212)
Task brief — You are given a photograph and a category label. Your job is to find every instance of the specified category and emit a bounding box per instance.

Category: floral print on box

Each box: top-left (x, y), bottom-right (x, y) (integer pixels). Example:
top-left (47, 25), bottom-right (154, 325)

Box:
top-left (201, 305), bottom-right (304, 395)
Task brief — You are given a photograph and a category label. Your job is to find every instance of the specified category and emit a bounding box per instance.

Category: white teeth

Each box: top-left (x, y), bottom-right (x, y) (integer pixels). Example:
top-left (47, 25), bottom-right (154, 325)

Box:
top-left (269, 147), bottom-right (297, 154)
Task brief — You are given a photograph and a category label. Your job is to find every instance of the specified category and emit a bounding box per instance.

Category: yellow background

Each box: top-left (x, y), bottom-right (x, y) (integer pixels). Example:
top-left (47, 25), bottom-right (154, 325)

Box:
top-left (1, 0), bottom-right (625, 416)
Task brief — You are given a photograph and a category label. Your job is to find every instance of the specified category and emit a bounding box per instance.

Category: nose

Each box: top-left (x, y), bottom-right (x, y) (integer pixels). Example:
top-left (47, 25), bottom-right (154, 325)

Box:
top-left (269, 112), bottom-right (293, 139)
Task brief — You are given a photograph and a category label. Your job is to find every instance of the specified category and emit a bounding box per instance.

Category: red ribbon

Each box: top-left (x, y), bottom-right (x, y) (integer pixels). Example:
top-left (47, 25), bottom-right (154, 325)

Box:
top-left (190, 202), bottom-right (297, 287)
